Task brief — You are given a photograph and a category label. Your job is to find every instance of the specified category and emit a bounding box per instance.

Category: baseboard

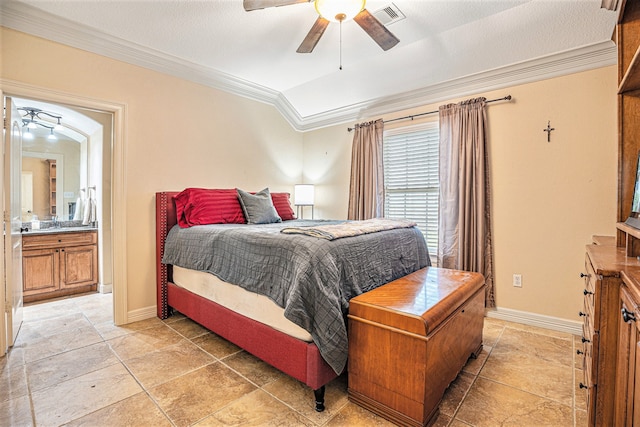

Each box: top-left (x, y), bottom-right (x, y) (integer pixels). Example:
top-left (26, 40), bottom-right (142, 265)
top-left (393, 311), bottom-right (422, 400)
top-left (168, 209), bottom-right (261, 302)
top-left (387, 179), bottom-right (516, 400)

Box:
top-left (98, 283), bottom-right (112, 294)
top-left (485, 307), bottom-right (582, 336)
top-left (126, 305), bottom-right (157, 323)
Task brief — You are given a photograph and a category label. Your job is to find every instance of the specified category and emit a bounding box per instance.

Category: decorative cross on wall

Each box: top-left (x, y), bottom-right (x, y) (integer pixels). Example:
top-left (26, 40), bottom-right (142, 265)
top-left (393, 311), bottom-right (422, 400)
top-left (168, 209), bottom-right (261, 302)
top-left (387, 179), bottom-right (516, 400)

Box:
top-left (543, 121), bottom-right (555, 142)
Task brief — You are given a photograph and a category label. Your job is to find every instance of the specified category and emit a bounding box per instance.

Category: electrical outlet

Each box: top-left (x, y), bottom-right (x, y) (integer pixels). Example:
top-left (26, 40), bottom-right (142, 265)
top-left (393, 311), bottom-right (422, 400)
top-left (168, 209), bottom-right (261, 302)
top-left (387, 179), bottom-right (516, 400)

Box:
top-left (513, 274), bottom-right (522, 287)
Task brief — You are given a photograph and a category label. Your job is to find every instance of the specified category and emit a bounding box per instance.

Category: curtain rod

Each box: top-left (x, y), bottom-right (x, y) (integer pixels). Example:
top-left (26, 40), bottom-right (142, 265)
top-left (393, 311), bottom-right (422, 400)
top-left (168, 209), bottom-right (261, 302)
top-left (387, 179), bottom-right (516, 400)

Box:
top-left (347, 95), bottom-right (512, 132)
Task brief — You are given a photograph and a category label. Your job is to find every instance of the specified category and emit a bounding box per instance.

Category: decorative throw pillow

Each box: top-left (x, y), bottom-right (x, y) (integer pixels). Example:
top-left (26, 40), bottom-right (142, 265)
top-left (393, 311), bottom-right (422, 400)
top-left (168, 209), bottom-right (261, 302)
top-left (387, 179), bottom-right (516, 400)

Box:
top-left (270, 192), bottom-right (296, 221)
top-left (237, 188), bottom-right (282, 224)
top-left (174, 188), bottom-right (246, 227)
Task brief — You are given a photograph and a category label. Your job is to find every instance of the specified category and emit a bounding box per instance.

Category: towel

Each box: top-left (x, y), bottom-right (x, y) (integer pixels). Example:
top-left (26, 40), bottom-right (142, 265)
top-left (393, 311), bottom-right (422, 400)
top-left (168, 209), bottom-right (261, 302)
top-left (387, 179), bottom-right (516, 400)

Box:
top-left (72, 196), bottom-right (83, 221)
top-left (82, 189), bottom-right (97, 225)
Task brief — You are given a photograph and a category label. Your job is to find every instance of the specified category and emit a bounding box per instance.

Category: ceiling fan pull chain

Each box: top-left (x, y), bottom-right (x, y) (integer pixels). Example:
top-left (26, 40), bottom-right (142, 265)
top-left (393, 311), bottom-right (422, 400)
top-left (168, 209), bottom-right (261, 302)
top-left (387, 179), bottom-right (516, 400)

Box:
top-left (339, 19), bottom-right (343, 70)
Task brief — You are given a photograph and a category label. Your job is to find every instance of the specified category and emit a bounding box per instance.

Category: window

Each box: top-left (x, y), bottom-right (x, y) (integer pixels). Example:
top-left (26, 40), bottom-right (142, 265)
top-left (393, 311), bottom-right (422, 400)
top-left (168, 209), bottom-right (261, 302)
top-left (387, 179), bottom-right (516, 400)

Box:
top-left (383, 122), bottom-right (439, 263)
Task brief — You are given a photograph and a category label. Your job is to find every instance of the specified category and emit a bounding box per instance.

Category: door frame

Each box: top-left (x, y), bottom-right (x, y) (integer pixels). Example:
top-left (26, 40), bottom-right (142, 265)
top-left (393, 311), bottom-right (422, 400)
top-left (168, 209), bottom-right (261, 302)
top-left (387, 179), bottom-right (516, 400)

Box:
top-left (0, 79), bottom-right (128, 347)
top-left (1, 89), bottom-right (6, 355)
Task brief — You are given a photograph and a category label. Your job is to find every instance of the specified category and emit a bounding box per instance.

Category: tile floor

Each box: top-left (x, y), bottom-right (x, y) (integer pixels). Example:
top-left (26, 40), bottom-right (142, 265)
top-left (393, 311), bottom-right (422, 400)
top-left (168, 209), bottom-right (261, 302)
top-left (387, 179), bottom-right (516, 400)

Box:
top-left (1, 292), bottom-right (587, 426)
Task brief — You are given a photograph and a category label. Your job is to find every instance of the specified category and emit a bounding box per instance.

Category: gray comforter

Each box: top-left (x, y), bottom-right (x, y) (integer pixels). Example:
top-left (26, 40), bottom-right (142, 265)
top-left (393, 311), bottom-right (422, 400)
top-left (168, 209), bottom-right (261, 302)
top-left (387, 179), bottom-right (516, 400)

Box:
top-left (162, 219), bottom-right (430, 375)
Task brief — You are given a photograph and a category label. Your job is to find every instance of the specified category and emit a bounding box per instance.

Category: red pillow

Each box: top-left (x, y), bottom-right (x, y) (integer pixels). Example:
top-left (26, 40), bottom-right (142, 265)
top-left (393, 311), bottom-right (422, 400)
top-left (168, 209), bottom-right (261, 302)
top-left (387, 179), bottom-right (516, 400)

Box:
top-left (174, 188), bottom-right (245, 227)
top-left (271, 192), bottom-right (296, 221)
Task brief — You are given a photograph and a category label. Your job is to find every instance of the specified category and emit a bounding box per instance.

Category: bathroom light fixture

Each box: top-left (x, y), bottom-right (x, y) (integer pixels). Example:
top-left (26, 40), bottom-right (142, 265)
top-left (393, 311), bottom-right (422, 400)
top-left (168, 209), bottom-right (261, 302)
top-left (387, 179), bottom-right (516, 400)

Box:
top-left (18, 107), bottom-right (64, 141)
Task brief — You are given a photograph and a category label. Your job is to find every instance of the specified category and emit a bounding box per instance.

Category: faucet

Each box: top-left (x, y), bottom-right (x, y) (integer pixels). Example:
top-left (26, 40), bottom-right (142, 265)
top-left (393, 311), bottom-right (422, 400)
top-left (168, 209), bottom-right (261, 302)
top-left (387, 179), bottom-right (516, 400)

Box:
top-left (52, 216), bottom-right (59, 228)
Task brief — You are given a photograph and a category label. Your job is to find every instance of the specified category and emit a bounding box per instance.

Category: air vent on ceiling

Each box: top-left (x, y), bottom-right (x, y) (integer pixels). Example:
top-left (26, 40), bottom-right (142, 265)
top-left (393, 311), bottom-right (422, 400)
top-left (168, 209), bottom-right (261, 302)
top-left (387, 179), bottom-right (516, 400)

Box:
top-left (372, 3), bottom-right (406, 26)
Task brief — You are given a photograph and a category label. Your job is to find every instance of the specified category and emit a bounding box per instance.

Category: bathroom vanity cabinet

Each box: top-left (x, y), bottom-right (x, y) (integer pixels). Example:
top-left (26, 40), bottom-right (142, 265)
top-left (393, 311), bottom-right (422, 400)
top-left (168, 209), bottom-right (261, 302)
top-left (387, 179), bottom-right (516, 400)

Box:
top-left (22, 229), bottom-right (98, 303)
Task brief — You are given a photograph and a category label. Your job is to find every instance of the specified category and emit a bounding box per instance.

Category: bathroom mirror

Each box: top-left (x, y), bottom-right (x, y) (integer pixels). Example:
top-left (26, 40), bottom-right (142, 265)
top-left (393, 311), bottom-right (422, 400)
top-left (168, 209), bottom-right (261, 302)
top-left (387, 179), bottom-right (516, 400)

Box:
top-left (22, 132), bottom-right (83, 221)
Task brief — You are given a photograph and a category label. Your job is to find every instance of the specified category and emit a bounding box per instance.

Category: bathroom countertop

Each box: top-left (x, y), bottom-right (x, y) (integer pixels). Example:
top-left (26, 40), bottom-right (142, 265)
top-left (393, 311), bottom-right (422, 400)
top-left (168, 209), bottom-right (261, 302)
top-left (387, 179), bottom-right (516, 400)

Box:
top-left (23, 226), bottom-right (98, 236)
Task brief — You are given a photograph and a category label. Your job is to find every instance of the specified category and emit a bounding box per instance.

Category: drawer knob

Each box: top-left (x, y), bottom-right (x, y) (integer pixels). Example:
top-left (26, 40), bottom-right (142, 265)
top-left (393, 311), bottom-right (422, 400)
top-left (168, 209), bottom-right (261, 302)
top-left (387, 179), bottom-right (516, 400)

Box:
top-left (577, 349), bottom-right (584, 355)
top-left (583, 289), bottom-right (594, 296)
top-left (579, 311), bottom-right (587, 317)
top-left (622, 307), bottom-right (636, 323)
top-left (580, 273), bottom-right (590, 278)
top-left (579, 382), bottom-right (589, 389)
top-left (581, 337), bottom-right (591, 343)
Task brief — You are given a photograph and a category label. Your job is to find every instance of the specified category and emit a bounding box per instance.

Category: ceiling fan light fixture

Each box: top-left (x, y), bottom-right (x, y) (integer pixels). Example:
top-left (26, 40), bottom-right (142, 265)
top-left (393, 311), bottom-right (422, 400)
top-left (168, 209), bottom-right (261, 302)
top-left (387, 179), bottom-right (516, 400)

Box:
top-left (314, 0), bottom-right (365, 22)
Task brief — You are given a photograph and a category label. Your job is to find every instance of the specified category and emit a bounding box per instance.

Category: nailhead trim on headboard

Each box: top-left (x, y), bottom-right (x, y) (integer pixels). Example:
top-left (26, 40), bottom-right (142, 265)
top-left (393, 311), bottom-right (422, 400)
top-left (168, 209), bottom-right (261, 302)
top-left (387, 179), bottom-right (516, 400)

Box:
top-left (156, 192), bottom-right (169, 319)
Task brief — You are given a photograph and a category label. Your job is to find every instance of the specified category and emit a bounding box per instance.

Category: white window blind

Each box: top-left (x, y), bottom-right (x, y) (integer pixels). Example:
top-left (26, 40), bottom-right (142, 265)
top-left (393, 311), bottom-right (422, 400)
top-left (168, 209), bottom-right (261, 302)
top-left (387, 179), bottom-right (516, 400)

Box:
top-left (383, 122), bottom-right (439, 263)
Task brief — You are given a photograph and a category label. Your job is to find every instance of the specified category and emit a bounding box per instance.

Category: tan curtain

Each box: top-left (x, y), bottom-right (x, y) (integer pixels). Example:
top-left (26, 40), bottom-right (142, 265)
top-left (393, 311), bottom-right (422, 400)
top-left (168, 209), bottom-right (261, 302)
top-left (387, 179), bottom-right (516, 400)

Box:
top-left (438, 98), bottom-right (495, 307)
top-left (348, 119), bottom-right (385, 220)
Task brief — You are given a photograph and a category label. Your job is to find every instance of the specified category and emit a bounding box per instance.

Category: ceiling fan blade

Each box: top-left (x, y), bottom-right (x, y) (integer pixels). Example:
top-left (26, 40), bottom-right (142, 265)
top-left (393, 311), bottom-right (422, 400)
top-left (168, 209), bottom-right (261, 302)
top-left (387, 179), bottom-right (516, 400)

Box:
top-left (296, 17), bottom-right (330, 53)
top-left (243, 0), bottom-right (310, 11)
top-left (353, 9), bottom-right (400, 51)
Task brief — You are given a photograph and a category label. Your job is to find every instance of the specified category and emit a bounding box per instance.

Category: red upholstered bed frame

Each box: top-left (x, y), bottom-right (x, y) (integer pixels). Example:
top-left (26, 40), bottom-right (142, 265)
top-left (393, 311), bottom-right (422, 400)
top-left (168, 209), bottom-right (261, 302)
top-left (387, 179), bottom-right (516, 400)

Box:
top-left (155, 192), bottom-right (337, 410)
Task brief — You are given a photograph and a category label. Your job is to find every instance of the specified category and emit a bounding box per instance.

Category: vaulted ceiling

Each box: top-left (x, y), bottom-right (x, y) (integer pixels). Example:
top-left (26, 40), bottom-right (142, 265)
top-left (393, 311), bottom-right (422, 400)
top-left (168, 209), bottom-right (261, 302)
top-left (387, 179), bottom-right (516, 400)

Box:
top-left (1, 0), bottom-right (618, 131)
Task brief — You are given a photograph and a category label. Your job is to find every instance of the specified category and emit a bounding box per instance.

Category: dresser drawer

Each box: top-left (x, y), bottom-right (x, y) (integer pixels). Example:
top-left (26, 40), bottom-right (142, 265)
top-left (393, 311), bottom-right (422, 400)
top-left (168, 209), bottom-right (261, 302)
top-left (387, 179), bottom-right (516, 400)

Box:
top-left (23, 231), bottom-right (97, 250)
top-left (582, 320), bottom-right (593, 345)
top-left (583, 287), bottom-right (595, 315)
top-left (582, 324), bottom-right (599, 385)
top-left (583, 296), bottom-right (595, 325)
top-left (581, 320), bottom-right (594, 367)
top-left (584, 255), bottom-right (597, 295)
top-left (581, 293), bottom-right (594, 341)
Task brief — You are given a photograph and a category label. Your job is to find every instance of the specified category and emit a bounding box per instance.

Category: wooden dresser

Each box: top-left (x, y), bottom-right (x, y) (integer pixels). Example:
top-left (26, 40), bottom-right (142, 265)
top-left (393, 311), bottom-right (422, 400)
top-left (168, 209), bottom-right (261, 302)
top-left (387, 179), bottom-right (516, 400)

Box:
top-left (22, 229), bottom-right (98, 303)
top-left (582, 0), bottom-right (640, 425)
top-left (580, 223), bottom-right (640, 426)
top-left (581, 241), bottom-right (630, 426)
top-left (347, 267), bottom-right (485, 427)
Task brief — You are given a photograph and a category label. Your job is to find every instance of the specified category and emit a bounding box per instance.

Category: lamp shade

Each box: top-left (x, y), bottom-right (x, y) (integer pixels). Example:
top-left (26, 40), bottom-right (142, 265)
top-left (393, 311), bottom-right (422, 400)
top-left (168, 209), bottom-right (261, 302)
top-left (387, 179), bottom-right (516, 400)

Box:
top-left (294, 184), bottom-right (315, 206)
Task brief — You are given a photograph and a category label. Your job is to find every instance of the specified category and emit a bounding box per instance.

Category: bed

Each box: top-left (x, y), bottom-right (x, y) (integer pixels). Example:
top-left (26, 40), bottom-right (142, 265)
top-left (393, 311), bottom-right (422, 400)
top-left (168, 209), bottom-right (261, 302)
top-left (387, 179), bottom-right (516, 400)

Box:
top-left (155, 189), bottom-right (430, 411)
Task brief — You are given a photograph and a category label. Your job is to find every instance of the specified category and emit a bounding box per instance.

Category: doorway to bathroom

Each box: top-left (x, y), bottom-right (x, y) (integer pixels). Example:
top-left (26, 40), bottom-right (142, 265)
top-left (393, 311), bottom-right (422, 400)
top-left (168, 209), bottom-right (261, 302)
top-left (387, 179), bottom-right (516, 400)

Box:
top-left (1, 92), bottom-right (116, 354)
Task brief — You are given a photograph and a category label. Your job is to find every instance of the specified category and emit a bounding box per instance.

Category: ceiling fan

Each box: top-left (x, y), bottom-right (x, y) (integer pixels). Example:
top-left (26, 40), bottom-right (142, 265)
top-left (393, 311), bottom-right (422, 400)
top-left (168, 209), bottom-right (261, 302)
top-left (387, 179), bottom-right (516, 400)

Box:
top-left (243, 0), bottom-right (400, 53)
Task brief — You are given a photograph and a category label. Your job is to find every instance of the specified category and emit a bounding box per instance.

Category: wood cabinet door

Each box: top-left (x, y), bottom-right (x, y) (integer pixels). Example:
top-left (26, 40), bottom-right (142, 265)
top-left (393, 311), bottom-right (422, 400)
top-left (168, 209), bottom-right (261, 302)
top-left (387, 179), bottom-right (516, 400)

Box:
top-left (615, 286), bottom-right (640, 426)
top-left (22, 248), bottom-right (59, 295)
top-left (634, 338), bottom-right (640, 427)
top-left (60, 244), bottom-right (98, 289)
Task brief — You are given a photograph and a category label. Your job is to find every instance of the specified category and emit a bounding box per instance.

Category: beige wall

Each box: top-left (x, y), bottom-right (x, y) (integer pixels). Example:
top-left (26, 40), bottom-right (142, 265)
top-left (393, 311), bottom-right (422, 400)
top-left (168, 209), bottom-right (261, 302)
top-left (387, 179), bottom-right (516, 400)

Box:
top-left (78, 108), bottom-right (114, 290)
top-left (1, 26), bottom-right (619, 323)
top-left (1, 28), bottom-right (304, 315)
top-left (302, 66), bottom-right (618, 321)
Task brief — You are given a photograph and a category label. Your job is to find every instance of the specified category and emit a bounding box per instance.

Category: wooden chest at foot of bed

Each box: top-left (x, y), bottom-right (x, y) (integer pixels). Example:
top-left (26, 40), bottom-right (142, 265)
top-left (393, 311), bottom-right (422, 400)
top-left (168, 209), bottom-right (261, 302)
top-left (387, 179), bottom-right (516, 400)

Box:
top-left (347, 267), bottom-right (485, 427)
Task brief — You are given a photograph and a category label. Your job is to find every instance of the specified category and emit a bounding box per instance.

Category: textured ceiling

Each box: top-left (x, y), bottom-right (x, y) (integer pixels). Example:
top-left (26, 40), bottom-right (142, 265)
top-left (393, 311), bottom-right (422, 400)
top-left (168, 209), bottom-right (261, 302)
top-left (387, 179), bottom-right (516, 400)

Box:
top-left (1, 0), bottom-right (619, 130)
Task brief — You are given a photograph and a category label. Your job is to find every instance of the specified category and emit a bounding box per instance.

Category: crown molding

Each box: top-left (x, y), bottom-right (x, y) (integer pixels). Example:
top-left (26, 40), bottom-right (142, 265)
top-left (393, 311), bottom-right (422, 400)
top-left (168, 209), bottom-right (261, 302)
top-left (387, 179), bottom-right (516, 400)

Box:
top-left (0, 2), bottom-right (279, 105)
top-left (294, 40), bottom-right (617, 131)
top-left (1, 2), bottom-right (616, 132)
